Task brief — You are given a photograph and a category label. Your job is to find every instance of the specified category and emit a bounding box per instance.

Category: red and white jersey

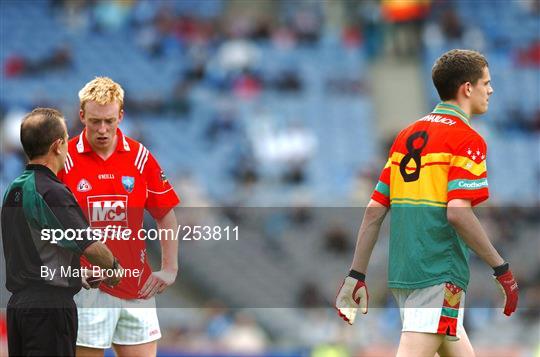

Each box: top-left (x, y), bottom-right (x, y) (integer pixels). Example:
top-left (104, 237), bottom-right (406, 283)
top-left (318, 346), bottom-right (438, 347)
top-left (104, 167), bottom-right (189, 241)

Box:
top-left (59, 129), bottom-right (180, 299)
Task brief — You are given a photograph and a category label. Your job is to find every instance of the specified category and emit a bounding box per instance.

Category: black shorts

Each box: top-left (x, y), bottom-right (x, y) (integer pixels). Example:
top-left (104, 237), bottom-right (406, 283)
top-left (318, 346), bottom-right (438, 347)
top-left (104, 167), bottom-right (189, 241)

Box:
top-left (7, 286), bottom-right (78, 356)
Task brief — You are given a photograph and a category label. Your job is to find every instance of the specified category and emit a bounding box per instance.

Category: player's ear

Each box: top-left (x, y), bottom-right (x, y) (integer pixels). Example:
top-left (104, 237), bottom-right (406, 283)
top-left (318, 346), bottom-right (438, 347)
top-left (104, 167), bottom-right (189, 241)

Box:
top-left (464, 82), bottom-right (472, 98)
top-left (79, 109), bottom-right (86, 124)
top-left (118, 108), bottom-right (124, 124)
top-left (50, 138), bottom-right (62, 155)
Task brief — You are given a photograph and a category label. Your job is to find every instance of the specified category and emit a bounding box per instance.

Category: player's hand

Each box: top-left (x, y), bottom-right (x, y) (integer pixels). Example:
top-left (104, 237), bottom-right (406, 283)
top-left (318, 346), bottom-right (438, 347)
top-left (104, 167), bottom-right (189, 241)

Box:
top-left (493, 263), bottom-right (518, 316)
top-left (138, 269), bottom-right (177, 299)
top-left (102, 259), bottom-right (123, 287)
top-left (81, 267), bottom-right (105, 289)
top-left (335, 270), bottom-right (368, 325)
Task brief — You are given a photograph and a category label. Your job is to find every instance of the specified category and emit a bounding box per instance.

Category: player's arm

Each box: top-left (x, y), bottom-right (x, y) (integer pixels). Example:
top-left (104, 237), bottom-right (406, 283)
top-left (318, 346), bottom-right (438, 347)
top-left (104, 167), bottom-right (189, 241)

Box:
top-left (350, 199), bottom-right (389, 274)
top-left (447, 135), bottom-right (518, 316)
top-left (447, 199), bottom-right (503, 267)
top-left (139, 151), bottom-right (180, 299)
top-left (139, 209), bottom-right (179, 299)
top-left (336, 199), bottom-right (389, 325)
top-left (81, 242), bottom-right (122, 288)
top-left (44, 186), bottom-right (123, 287)
top-left (156, 209), bottom-right (179, 274)
top-left (447, 199), bottom-right (518, 316)
top-left (336, 150), bottom-right (392, 324)
top-left (336, 199), bottom-right (388, 323)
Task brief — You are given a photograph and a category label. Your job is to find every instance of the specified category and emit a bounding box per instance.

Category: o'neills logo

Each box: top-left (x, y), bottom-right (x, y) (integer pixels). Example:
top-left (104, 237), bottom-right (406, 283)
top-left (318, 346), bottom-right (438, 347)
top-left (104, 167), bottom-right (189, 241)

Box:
top-left (458, 179), bottom-right (488, 189)
top-left (418, 115), bottom-right (456, 126)
top-left (77, 179), bottom-right (92, 192)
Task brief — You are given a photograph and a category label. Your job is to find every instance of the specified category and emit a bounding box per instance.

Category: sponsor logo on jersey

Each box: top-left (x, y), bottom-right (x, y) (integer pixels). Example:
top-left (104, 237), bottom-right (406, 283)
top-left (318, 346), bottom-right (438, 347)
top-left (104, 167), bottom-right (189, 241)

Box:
top-left (77, 179), bottom-right (92, 192)
top-left (87, 195), bottom-right (128, 228)
top-left (457, 179), bottom-right (488, 189)
top-left (98, 174), bottom-right (115, 180)
top-left (122, 176), bottom-right (135, 193)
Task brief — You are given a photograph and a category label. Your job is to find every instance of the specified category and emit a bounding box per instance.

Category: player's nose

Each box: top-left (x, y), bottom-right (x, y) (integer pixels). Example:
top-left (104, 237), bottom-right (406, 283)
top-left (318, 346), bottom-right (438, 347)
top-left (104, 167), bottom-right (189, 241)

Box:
top-left (97, 122), bottom-right (107, 133)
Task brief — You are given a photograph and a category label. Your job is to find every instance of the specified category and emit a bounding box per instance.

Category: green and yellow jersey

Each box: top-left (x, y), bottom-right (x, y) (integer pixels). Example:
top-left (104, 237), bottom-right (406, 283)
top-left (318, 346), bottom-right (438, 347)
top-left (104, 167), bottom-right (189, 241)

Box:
top-left (372, 102), bottom-right (489, 291)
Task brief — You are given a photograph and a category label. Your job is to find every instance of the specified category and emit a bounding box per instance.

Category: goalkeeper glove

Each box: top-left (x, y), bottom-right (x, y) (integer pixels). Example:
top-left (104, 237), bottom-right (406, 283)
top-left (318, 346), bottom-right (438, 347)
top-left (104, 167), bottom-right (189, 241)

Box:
top-left (335, 270), bottom-right (368, 325)
top-left (493, 262), bottom-right (519, 316)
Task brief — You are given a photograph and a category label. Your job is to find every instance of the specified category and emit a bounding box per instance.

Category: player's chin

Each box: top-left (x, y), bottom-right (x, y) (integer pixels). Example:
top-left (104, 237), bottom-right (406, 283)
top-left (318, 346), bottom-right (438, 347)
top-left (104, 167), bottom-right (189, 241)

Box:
top-left (475, 104), bottom-right (489, 115)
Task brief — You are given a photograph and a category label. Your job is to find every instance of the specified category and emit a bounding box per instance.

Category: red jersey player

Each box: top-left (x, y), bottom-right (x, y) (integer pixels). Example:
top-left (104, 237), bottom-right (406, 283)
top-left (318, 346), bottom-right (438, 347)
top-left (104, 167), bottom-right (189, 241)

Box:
top-left (58, 77), bottom-right (179, 357)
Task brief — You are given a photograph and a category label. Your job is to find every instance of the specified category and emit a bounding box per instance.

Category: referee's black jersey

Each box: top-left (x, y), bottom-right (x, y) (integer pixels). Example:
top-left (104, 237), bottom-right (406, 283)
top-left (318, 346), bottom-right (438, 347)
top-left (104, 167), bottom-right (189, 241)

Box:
top-left (1, 164), bottom-right (95, 294)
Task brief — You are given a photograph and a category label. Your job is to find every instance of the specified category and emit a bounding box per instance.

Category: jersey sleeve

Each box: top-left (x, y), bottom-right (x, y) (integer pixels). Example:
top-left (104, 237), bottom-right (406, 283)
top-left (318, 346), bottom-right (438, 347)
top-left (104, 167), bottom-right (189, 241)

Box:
top-left (370, 136), bottom-right (399, 207)
top-left (143, 152), bottom-right (180, 219)
top-left (371, 158), bottom-right (391, 207)
top-left (43, 185), bottom-right (96, 254)
top-left (447, 134), bottom-right (489, 206)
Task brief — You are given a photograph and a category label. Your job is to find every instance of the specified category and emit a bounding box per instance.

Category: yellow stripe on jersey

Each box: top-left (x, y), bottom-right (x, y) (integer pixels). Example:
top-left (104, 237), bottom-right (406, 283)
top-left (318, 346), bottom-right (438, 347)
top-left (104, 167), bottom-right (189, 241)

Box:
top-left (390, 198), bottom-right (447, 208)
top-left (386, 152), bottom-right (485, 204)
top-left (450, 156), bottom-right (487, 176)
top-left (390, 152), bottom-right (452, 166)
top-left (389, 163), bottom-right (449, 203)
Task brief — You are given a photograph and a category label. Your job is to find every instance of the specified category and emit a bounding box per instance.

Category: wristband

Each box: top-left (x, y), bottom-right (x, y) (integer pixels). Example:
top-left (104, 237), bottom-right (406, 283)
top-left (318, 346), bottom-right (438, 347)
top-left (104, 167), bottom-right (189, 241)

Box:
top-left (493, 262), bottom-right (509, 277)
top-left (348, 270), bottom-right (366, 281)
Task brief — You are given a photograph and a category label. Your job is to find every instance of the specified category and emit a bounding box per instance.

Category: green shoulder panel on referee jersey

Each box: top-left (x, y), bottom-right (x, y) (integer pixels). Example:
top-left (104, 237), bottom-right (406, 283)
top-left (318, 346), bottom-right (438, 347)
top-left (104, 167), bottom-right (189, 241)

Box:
top-left (3, 182), bottom-right (13, 205)
top-left (448, 178), bottom-right (488, 191)
top-left (17, 171), bottom-right (82, 254)
top-left (387, 206), bottom-right (470, 291)
top-left (433, 102), bottom-right (470, 126)
top-left (375, 181), bottom-right (390, 197)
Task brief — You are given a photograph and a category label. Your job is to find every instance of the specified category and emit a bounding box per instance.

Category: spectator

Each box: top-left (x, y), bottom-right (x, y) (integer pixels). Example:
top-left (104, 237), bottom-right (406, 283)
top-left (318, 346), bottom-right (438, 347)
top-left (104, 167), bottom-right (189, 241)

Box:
top-left (4, 46), bottom-right (73, 78)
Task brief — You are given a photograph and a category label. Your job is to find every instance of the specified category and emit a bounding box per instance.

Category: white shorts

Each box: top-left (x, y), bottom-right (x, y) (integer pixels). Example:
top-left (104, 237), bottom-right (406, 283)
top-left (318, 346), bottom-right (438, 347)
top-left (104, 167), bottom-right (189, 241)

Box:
top-left (74, 288), bottom-right (161, 349)
top-left (391, 282), bottom-right (465, 341)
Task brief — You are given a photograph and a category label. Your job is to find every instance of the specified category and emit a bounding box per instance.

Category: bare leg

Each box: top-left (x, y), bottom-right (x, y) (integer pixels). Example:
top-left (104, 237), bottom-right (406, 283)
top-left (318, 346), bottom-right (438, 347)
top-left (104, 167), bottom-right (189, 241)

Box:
top-left (76, 346), bottom-right (105, 357)
top-left (396, 331), bottom-right (444, 357)
top-left (437, 329), bottom-right (475, 357)
top-left (112, 341), bottom-right (157, 357)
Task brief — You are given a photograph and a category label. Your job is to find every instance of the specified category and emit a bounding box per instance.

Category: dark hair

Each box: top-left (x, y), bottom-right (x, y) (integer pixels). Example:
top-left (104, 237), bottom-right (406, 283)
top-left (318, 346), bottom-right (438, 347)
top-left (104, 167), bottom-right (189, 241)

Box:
top-left (432, 49), bottom-right (488, 101)
top-left (20, 107), bottom-right (66, 160)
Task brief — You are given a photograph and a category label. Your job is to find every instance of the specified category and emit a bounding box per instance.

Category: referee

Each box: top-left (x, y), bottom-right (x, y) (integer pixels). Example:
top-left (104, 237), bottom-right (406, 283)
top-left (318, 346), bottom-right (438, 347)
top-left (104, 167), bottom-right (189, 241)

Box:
top-left (1, 108), bottom-right (123, 356)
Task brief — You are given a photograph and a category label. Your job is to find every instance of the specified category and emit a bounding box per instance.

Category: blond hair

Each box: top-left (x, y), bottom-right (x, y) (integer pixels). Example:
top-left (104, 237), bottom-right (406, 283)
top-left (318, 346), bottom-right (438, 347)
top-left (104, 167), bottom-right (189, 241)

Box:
top-left (78, 76), bottom-right (124, 112)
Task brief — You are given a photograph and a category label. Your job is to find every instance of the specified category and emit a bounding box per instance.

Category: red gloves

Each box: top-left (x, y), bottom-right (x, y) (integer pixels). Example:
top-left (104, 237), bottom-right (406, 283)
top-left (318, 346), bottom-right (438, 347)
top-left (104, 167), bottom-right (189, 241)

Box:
top-left (493, 263), bottom-right (519, 316)
top-left (335, 270), bottom-right (368, 325)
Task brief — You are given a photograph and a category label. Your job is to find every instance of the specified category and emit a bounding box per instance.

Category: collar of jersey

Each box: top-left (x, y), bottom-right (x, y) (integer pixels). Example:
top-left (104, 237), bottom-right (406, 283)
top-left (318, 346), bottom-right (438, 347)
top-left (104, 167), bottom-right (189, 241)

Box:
top-left (432, 102), bottom-right (471, 126)
top-left (77, 128), bottom-right (130, 154)
top-left (25, 164), bottom-right (59, 181)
